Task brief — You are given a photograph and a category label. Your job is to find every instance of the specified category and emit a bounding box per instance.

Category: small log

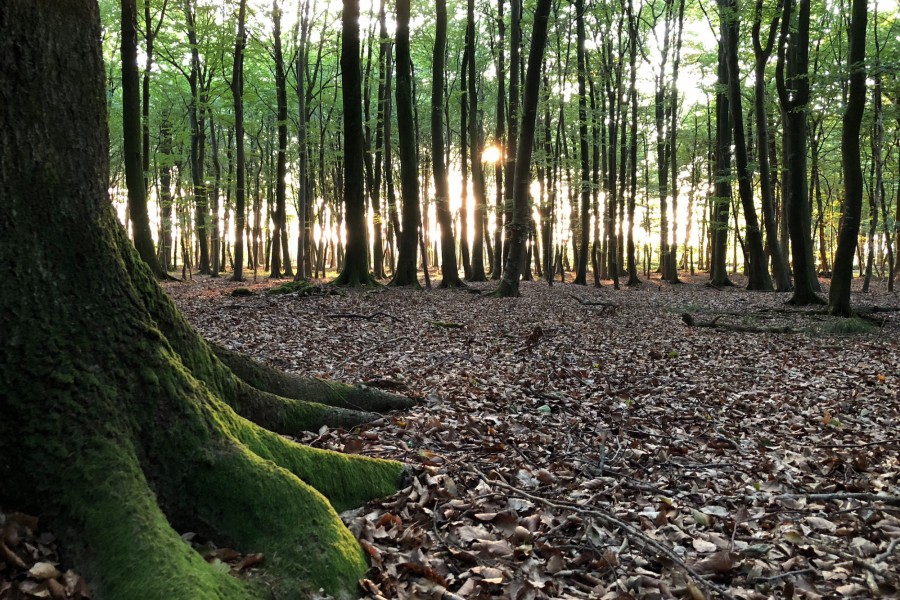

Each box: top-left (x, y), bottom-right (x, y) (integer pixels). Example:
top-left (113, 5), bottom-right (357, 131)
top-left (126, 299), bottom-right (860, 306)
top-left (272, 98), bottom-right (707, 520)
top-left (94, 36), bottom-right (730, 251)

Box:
top-left (681, 312), bottom-right (794, 334)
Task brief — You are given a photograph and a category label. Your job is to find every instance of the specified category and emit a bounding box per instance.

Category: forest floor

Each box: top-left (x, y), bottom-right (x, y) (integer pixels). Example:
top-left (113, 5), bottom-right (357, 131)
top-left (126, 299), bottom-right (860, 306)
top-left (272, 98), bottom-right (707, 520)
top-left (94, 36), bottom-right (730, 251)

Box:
top-left (4, 272), bottom-right (900, 599)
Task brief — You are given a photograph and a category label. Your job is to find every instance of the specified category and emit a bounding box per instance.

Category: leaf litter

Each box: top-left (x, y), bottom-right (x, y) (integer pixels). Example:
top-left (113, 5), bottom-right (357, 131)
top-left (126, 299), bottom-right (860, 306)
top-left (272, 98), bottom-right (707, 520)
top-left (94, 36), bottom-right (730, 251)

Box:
top-left (4, 274), bottom-right (899, 599)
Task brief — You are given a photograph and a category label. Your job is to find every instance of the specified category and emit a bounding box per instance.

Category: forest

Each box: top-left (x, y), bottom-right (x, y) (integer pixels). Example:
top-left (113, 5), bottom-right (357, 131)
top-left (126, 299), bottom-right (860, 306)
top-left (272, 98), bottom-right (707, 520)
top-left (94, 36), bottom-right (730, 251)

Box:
top-left (0, 0), bottom-right (899, 599)
top-left (96, 0), bottom-right (897, 307)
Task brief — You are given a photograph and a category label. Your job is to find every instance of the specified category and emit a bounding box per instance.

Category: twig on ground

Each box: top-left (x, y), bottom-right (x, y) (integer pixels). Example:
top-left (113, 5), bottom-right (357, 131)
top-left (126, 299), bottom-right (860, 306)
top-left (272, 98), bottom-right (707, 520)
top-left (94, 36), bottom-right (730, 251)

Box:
top-left (466, 467), bottom-right (738, 600)
top-left (327, 311), bottom-right (401, 323)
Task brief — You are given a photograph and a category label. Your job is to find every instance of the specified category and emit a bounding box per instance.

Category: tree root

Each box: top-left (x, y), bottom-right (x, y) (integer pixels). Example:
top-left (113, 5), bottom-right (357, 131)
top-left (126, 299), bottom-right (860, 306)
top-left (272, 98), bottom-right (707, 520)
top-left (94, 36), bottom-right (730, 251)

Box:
top-left (681, 312), bottom-right (794, 334)
top-left (211, 343), bottom-right (416, 415)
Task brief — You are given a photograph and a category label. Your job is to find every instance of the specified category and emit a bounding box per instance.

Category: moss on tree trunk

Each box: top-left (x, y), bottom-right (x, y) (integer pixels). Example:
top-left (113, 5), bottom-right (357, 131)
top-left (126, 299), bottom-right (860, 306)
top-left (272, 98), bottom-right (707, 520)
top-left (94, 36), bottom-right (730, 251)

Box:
top-left (0, 3), bottom-right (407, 598)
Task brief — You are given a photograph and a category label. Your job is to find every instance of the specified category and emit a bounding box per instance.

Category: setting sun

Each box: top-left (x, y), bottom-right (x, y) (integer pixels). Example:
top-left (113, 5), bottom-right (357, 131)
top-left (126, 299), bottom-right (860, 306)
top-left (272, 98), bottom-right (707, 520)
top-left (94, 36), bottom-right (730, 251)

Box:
top-left (481, 145), bottom-right (502, 164)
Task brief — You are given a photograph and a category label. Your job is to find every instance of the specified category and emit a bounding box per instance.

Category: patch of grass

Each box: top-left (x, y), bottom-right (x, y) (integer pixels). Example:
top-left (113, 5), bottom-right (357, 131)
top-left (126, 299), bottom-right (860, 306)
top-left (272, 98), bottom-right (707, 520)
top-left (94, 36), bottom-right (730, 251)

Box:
top-left (818, 317), bottom-right (875, 336)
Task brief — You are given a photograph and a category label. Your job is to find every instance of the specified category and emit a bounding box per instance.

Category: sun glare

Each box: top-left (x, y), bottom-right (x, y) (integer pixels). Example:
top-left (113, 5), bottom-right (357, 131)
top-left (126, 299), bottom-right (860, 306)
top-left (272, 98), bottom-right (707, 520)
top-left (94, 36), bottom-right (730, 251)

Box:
top-left (481, 145), bottom-right (502, 164)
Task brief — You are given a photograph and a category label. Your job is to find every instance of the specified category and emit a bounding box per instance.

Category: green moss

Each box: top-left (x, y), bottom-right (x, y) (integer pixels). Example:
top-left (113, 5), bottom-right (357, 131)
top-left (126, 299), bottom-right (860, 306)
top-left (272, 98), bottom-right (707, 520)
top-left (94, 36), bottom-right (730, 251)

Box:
top-left (185, 440), bottom-right (370, 598)
top-left (64, 438), bottom-right (261, 600)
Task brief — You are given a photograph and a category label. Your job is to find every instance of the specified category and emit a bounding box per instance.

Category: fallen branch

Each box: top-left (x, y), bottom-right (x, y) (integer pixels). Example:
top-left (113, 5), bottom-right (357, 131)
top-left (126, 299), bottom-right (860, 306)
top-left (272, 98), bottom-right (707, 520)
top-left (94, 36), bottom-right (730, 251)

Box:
top-left (815, 438), bottom-right (900, 449)
top-left (571, 295), bottom-right (620, 315)
top-left (327, 311), bottom-right (400, 323)
top-left (681, 313), bottom-right (794, 334)
top-left (772, 492), bottom-right (900, 507)
top-left (466, 467), bottom-right (738, 600)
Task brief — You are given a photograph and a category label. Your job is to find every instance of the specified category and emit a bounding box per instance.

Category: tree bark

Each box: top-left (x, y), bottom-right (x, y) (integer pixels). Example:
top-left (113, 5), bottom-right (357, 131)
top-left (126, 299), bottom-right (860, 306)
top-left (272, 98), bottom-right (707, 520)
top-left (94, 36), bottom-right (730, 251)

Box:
top-left (432, 0), bottom-right (463, 288)
top-left (121, 0), bottom-right (167, 279)
top-left (0, 3), bottom-right (408, 598)
top-left (231, 0), bottom-right (248, 282)
top-left (721, 0), bottom-right (773, 291)
top-left (828, 0), bottom-right (867, 315)
top-left (389, 0), bottom-right (421, 287)
top-left (496, 0), bottom-right (553, 296)
top-left (334, 0), bottom-right (374, 286)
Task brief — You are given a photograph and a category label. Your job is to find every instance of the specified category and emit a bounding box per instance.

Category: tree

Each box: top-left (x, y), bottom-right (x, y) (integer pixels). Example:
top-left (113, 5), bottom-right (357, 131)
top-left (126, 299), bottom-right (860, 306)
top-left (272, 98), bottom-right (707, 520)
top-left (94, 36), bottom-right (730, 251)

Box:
top-left (432, 0), bottom-right (464, 288)
top-left (496, 0), bottom-right (554, 296)
top-left (709, 40), bottom-right (734, 288)
top-left (828, 0), bottom-right (867, 315)
top-left (751, 0), bottom-right (792, 292)
top-left (390, 0), bottom-right (421, 286)
top-left (776, 0), bottom-right (823, 304)
top-left (0, 1), bottom-right (414, 598)
top-left (573, 0), bottom-right (591, 286)
top-left (720, 0), bottom-right (773, 291)
top-left (121, 0), bottom-right (168, 279)
top-left (230, 0), bottom-right (248, 282)
top-left (334, 0), bottom-right (376, 285)
top-left (270, 0), bottom-right (293, 279)
top-left (466, 0), bottom-right (488, 282)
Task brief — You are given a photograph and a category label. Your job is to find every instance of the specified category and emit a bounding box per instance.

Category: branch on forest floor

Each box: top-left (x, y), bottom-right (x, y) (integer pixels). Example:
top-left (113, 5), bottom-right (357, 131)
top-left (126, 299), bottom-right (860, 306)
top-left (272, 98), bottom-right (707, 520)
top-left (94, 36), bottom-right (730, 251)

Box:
top-left (767, 492), bottom-right (900, 507)
top-left (570, 295), bottom-right (620, 315)
top-left (327, 311), bottom-right (401, 323)
top-left (465, 467), bottom-right (739, 600)
top-left (681, 313), bottom-right (795, 334)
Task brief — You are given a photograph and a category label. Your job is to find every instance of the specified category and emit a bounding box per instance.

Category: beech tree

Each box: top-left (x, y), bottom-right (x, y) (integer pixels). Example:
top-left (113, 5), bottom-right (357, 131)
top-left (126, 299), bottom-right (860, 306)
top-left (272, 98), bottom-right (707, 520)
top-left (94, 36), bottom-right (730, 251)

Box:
top-left (0, 2), bottom-right (412, 598)
top-left (828, 0), bottom-right (867, 315)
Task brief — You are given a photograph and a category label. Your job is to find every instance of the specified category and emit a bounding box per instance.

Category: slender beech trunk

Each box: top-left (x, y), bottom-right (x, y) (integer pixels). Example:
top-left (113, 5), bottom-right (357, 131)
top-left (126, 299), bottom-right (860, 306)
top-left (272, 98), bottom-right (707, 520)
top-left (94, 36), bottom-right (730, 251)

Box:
top-left (722, 0), bottom-right (773, 290)
top-left (752, 0), bottom-right (791, 291)
top-left (390, 0), bottom-right (420, 286)
top-left (496, 0), bottom-right (553, 296)
top-left (231, 0), bottom-right (247, 281)
top-left (777, 0), bottom-right (823, 303)
top-left (466, 0), bottom-right (487, 281)
top-left (433, 0), bottom-right (463, 287)
top-left (829, 0), bottom-right (866, 314)
top-left (121, 0), bottom-right (167, 279)
top-left (573, 0), bottom-right (590, 285)
top-left (710, 41), bottom-right (734, 287)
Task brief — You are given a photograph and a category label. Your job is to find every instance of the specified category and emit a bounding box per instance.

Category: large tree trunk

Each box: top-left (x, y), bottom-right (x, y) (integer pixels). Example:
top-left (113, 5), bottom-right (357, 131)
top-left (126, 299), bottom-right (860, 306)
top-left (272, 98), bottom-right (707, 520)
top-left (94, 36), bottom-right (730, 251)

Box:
top-left (389, 0), bottom-right (421, 287)
top-left (0, 2), bottom-right (409, 599)
top-left (828, 0), bottom-right (867, 315)
top-left (270, 0), bottom-right (292, 278)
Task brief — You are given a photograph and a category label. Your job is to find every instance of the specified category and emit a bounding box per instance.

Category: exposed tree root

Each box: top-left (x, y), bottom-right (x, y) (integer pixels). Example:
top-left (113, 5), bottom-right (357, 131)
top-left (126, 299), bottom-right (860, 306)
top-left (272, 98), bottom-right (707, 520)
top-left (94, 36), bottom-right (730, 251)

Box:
top-left (681, 312), bottom-right (795, 334)
top-left (211, 343), bottom-right (416, 414)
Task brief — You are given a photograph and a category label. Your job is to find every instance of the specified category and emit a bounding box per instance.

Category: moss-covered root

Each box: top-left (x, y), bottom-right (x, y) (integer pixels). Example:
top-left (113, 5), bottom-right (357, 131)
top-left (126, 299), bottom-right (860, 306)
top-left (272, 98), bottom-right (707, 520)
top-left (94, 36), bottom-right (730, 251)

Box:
top-left (213, 343), bottom-right (416, 413)
top-left (223, 411), bottom-right (408, 511)
top-left (64, 440), bottom-right (261, 600)
top-left (231, 382), bottom-right (381, 433)
top-left (184, 441), bottom-right (373, 599)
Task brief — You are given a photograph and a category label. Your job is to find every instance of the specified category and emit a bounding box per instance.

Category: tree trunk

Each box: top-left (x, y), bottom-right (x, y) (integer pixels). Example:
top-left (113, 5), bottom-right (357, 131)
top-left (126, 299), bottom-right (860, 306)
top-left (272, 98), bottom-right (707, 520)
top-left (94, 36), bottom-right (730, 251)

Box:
top-left (334, 0), bottom-right (374, 286)
top-left (573, 0), bottom-right (590, 286)
top-left (389, 0), bottom-right (421, 286)
top-left (721, 0), bottom-right (773, 291)
top-left (710, 41), bottom-right (734, 287)
top-left (0, 3), bottom-right (409, 598)
top-left (121, 0), bottom-right (167, 279)
top-left (829, 0), bottom-right (867, 315)
top-left (466, 0), bottom-right (488, 282)
top-left (432, 0), bottom-right (463, 288)
top-left (231, 0), bottom-right (247, 281)
top-left (496, 0), bottom-right (553, 296)
top-left (776, 0), bottom-right (823, 304)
